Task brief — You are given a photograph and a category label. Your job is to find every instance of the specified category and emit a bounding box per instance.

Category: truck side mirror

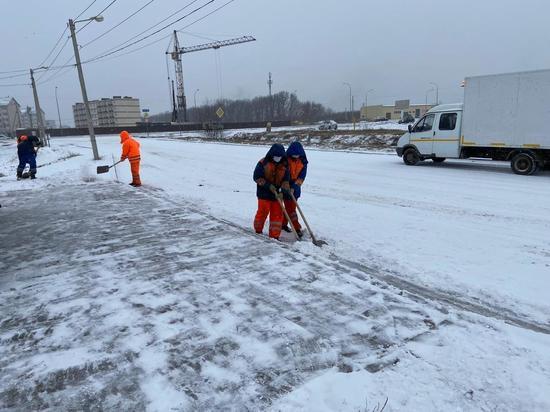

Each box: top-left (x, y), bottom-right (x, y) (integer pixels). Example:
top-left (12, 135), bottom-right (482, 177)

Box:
top-left (408, 124), bottom-right (413, 133)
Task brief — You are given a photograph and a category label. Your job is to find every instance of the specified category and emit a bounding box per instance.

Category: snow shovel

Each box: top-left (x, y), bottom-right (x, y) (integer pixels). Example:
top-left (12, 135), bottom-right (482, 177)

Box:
top-left (271, 187), bottom-right (300, 241)
top-left (97, 160), bottom-right (123, 174)
top-left (290, 192), bottom-right (328, 247)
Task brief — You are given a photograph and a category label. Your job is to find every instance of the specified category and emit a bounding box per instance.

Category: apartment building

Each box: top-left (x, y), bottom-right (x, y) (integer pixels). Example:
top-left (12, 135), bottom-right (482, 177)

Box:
top-left (0, 97), bottom-right (21, 136)
top-left (73, 96), bottom-right (140, 128)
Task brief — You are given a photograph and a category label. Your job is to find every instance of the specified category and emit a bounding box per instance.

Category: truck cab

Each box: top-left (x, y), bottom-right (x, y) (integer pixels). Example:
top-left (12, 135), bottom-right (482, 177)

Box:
top-left (396, 103), bottom-right (463, 165)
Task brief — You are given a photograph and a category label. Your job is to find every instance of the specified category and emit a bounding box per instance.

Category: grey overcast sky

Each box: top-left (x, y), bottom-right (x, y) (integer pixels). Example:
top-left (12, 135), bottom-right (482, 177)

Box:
top-left (2, 0), bottom-right (550, 125)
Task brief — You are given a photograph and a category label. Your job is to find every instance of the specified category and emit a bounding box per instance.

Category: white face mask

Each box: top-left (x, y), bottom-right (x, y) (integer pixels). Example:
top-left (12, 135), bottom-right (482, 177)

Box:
top-left (273, 156), bottom-right (282, 163)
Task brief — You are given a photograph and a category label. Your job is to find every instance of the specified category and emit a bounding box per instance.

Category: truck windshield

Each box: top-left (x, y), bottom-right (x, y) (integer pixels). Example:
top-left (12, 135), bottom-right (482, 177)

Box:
top-left (412, 114), bottom-right (435, 132)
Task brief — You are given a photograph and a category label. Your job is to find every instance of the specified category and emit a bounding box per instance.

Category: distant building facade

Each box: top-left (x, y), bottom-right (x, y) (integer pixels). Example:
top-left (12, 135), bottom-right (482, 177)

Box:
top-left (20, 106), bottom-right (47, 129)
top-left (361, 100), bottom-right (433, 121)
top-left (0, 97), bottom-right (21, 136)
top-left (73, 96), bottom-right (140, 128)
top-left (73, 100), bottom-right (99, 128)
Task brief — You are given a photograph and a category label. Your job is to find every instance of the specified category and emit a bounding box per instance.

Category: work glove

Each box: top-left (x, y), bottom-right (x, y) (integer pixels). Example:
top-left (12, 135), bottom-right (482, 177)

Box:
top-left (268, 184), bottom-right (278, 195)
top-left (120, 156), bottom-right (127, 162)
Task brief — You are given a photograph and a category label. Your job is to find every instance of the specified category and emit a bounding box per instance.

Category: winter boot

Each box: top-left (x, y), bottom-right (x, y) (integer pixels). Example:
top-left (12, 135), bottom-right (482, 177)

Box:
top-left (16, 170), bottom-right (22, 180)
top-left (282, 224), bottom-right (292, 233)
top-left (296, 229), bottom-right (303, 238)
top-left (30, 170), bottom-right (36, 180)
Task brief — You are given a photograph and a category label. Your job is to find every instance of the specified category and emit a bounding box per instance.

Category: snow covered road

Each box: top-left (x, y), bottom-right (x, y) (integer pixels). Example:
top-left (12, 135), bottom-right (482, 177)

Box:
top-left (1, 137), bottom-right (550, 410)
top-left (29, 135), bottom-right (549, 323)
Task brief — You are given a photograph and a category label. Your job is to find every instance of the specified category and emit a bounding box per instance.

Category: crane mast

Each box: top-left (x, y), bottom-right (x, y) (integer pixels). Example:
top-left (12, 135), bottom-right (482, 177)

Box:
top-left (166, 33), bottom-right (256, 123)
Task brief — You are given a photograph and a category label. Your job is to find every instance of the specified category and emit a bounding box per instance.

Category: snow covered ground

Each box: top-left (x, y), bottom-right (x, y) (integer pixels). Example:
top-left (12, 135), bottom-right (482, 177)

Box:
top-left (1, 136), bottom-right (550, 411)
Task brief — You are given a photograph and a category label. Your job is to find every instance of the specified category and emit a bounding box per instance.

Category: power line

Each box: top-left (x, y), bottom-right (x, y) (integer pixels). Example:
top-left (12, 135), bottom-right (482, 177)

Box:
top-left (0, 83), bottom-right (29, 87)
top-left (37, 27), bottom-right (69, 68)
top-left (38, 56), bottom-right (75, 85)
top-left (0, 68), bottom-right (29, 74)
top-left (81, 0), bottom-right (155, 48)
top-left (82, 0), bottom-right (238, 66)
top-left (0, 72), bottom-right (29, 81)
top-left (75, 0), bottom-right (100, 20)
top-left (77, 0), bottom-right (119, 33)
top-left (36, 37), bottom-right (72, 81)
top-left (178, 0), bottom-right (236, 31)
top-left (85, 0), bottom-right (203, 60)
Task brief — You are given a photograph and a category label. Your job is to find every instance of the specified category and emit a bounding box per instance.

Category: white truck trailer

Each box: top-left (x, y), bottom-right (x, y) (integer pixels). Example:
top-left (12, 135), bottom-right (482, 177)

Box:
top-left (396, 69), bottom-right (550, 174)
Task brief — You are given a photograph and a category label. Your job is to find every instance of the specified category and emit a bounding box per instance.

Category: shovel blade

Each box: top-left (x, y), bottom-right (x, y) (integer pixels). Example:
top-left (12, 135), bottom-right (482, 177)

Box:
top-left (312, 239), bottom-right (328, 247)
top-left (96, 165), bottom-right (110, 174)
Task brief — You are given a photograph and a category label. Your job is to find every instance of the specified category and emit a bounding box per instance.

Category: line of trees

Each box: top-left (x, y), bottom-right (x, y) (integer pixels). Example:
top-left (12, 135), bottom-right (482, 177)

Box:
top-left (149, 91), bottom-right (361, 124)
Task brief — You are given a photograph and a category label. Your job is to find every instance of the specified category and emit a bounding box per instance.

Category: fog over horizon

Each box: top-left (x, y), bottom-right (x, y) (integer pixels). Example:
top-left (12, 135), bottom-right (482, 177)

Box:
top-left (2, 0), bottom-right (550, 125)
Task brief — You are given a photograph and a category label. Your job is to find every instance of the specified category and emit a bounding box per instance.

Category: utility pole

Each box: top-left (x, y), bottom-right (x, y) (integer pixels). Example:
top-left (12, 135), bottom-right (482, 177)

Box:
top-left (429, 82), bottom-right (439, 105)
top-left (352, 95), bottom-right (355, 130)
top-left (343, 82), bottom-right (352, 122)
top-left (55, 86), bottom-right (62, 128)
top-left (268, 72), bottom-right (273, 120)
top-left (29, 69), bottom-right (47, 146)
top-left (69, 17), bottom-right (100, 160)
top-left (193, 89), bottom-right (199, 122)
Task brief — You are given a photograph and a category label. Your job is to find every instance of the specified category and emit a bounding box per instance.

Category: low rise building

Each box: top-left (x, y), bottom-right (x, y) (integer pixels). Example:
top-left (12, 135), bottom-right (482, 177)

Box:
top-left (361, 99), bottom-right (433, 121)
top-left (73, 101), bottom-right (99, 128)
top-left (20, 107), bottom-right (47, 129)
top-left (73, 96), bottom-right (141, 128)
top-left (0, 97), bottom-right (21, 136)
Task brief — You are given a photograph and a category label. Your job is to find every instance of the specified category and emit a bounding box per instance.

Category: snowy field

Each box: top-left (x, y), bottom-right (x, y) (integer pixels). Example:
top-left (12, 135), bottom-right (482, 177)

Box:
top-left (1, 135), bottom-right (550, 411)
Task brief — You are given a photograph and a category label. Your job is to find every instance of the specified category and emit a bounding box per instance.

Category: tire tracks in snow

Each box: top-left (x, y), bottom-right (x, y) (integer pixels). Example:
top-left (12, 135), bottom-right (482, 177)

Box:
top-left (142, 185), bottom-right (550, 336)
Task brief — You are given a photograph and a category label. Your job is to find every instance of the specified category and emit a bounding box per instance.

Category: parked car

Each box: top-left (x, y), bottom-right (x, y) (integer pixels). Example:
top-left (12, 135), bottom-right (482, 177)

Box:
top-left (318, 120), bottom-right (338, 130)
top-left (0, 134), bottom-right (11, 140)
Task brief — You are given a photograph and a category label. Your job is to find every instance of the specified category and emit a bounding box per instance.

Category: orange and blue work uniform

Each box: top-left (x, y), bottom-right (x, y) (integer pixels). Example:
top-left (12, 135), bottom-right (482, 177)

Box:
top-left (253, 144), bottom-right (290, 239)
top-left (120, 130), bottom-right (141, 186)
top-left (283, 141), bottom-right (308, 231)
top-left (16, 135), bottom-right (39, 179)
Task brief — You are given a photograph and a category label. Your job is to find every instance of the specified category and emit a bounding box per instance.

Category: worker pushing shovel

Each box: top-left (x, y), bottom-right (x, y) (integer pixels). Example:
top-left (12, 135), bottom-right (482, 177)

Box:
top-left (96, 131), bottom-right (142, 187)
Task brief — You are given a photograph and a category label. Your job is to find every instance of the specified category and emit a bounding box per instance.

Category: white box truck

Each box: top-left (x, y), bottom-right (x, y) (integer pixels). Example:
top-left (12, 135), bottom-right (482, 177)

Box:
top-left (396, 69), bottom-right (550, 174)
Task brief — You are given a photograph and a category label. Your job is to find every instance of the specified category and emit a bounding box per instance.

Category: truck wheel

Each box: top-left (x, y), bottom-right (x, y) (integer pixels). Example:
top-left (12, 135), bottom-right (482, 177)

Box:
top-left (403, 148), bottom-right (421, 166)
top-left (511, 153), bottom-right (537, 175)
top-left (433, 157), bottom-right (446, 163)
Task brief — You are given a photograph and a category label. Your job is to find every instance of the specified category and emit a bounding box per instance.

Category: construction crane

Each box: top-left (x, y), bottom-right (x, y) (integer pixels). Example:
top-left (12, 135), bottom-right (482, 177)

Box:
top-left (167, 31), bottom-right (256, 123)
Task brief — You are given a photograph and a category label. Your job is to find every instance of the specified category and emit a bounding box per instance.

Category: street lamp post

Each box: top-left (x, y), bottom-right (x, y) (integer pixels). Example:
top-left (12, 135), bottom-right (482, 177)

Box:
top-left (69, 15), bottom-right (104, 160)
top-left (343, 82), bottom-right (352, 122)
top-left (429, 82), bottom-right (439, 105)
top-left (425, 88), bottom-right (435, 109)
top-left (193, 89), bottom-right (199, 122)
top-left (365, 88), bottom-right (374, 121)
top-left (55, 86), bottom-right (62, 129)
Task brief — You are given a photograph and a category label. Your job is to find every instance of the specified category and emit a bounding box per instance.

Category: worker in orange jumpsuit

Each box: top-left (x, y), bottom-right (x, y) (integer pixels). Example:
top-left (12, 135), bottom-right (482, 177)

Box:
top-left (253, 144), bottom-right (290, 240)
top-left (119, 130), bottom-right (141, 186)
top-left (282, 141), bottom-right (308, 237)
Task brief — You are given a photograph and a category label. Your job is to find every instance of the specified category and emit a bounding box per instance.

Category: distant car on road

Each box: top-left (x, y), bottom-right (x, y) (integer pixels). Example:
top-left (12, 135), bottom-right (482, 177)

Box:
top-left (318, 120), bottom-right (338, 130)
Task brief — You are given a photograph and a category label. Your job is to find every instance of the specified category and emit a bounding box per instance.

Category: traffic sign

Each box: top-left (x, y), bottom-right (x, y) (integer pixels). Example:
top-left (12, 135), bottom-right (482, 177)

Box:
top-left (216, 107), bottom-right (225, 118)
